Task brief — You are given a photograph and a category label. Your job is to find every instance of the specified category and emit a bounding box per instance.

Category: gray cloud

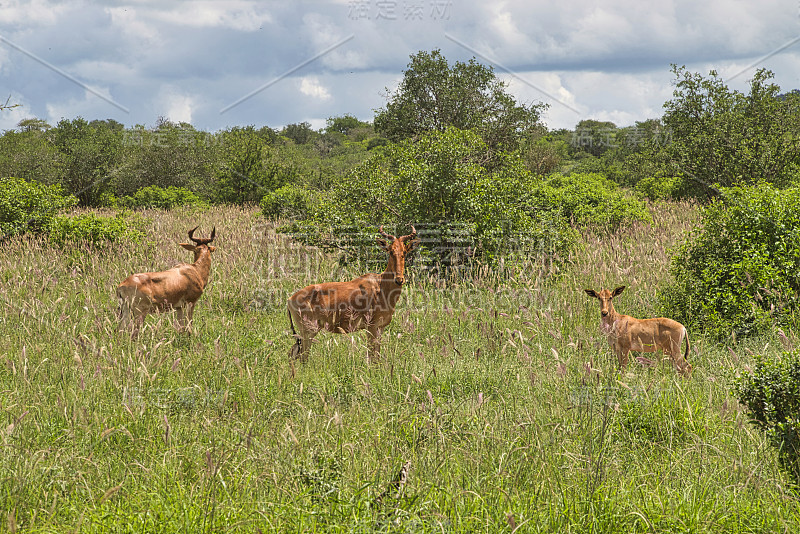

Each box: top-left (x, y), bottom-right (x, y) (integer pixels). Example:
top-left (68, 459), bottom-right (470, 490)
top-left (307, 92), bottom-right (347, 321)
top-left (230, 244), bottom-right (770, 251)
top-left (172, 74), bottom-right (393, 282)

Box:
top-left (1, 0), bottom-right (799, 132)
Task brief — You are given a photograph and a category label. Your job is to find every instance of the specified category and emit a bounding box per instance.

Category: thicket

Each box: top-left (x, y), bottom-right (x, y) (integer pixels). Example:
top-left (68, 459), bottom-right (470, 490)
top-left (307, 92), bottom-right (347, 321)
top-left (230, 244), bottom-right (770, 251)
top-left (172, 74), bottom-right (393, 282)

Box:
top-left (288, 128), bottom-right (649, 267)
top-left (660, 184), bottom-right (800, 340)
top-left (48, 212), bottom-right (144, 246)
top-left (0, 176), bottom-right (76, 239)
top-left (736, 350), bottom-right (800, 486)
top-left (0, 176), bottom-right (141, 246)
top-left (120, 185), bottom-right (207, 210)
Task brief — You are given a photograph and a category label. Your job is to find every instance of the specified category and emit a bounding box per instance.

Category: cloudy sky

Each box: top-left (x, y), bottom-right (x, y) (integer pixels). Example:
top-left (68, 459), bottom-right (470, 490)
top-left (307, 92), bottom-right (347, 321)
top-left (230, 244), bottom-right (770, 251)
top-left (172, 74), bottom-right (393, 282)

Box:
top-left (1, 0), bottom-right (799, 133)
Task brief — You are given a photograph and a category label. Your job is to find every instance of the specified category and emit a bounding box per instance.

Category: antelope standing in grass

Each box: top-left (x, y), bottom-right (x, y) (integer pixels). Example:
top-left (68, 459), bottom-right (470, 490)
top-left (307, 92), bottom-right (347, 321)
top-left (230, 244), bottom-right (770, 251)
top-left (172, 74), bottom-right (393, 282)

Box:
top-left (117, 226), bottom-right (216, 336)
top-left (585, 286), bottom-right (692, 377)
top-left (288, 225), bottom-right (419, 363)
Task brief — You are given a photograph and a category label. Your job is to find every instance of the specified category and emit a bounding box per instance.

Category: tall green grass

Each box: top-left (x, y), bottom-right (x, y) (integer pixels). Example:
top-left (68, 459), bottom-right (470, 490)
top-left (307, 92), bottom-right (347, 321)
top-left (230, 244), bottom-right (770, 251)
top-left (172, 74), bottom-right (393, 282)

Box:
top-left (0, 202), bottom-right (797, 533)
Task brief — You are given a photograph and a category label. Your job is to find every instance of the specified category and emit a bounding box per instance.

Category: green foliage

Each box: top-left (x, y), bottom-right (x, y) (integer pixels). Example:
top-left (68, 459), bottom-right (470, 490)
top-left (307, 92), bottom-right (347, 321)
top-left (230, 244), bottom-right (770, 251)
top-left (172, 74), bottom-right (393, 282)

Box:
top-left (281, 122), bottom-right (316, 145)
top-left (212, 126), bottom-right (301, 204)
top-left (212, 126), bottom-right (286, 203)
top-left (661, 184), bottom-right (800, 339)
top-left (0, 176), bottom-right (76, 239)
top-left (325, 114), bottom-right (368, 135)
top-left (114, 122), bottom-right (215, 199)
top-left (648, 67), bottom-right (800, 198)
top-left (518, 134), bottom-right (568, 175)
top-left (0, 127), bottom-right (63, 185)
top-left (292, 128), bottom-right (653, 265)
top-left (533, 173), bottom-right (652, 229)
top-left (48, 212), bottom-right (145, 246)
top-left (374, 49), bottom-right (546, 157)
top-left (121, 185), bottom-right (208, 210)
top-left (634, 175), bottom-right (690, 201)
top-left (735, 350), bottom-right (800, 485)
top-left (51, 117), bottom-right (123, 207)
top-left (569, 120), bottom-right (619, 158)
top-left (259, 184), bottom-right (317, 220)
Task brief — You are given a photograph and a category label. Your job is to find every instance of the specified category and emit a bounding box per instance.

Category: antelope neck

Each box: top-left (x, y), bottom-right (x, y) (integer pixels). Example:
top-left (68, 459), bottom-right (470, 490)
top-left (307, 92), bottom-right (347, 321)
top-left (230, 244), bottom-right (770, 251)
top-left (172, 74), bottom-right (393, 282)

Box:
top-left (192, 247), bottom-right (213, 282)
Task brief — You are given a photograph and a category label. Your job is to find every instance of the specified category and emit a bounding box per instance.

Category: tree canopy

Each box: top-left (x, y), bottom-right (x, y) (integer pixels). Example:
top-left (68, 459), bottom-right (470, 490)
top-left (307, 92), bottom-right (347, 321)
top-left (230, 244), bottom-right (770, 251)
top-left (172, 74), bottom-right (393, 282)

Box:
top-left (374, 49), bottom-right (547, 157)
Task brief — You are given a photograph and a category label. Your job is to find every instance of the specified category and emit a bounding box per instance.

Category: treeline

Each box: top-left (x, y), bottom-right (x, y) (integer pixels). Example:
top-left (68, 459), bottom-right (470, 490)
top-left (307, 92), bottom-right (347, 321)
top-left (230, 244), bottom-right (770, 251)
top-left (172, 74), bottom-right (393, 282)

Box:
top-left (0, 114), bottom-right (378, 208)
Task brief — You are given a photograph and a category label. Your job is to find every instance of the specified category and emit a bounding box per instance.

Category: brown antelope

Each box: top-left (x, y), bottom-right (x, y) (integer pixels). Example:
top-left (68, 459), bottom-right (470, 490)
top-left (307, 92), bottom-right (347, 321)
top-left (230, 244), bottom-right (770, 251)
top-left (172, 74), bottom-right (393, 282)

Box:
top-left (585, 286), bottom-right (692, 377)
top-left (117, 226), bottom-right (216, 336)
top-left (288, 225), bottom-right (419, 363)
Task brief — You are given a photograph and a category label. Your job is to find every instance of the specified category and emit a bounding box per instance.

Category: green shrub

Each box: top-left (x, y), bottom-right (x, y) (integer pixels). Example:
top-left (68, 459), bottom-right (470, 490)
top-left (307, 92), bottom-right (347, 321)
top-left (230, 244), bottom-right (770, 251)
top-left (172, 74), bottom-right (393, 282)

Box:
top-left (534, 172), bottom-right (652, 229)
top-left (259, 184), bottom-right (316, 220)
top-left (735, 350), bottom-right (800, 485)
top-left (661, 184), bottom-right (800, 339)
top-left (48, 212), bottom-right (145, 246)
top-left (0, 176), bottom-right (77, 239)
top-left (292, 127), bottom-right (579, 266)
top-left (121, 185), bottom-right (207, 210)
top-left (635, 175), bottom-right (690, 201)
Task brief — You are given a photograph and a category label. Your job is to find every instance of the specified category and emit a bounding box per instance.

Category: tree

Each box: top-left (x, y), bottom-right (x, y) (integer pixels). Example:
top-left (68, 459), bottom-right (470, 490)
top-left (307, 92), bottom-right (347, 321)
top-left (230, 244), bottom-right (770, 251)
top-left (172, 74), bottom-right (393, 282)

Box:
top-left (213, 126), bottom-right (296, 203)
top-left (281, 122), bottom-right (316, 145)
top-left (114, 122), bottom-right (215, 199)
top-left (373, 49), bottom-right (547, 157)
top-left (17, 118), bottom-right (51, 132)
top-left (51, 117), bottom-right (123, 206)
top-left (660, 66), bottom-right (800, 194)
top-left (325, 114), bottom-right (367, 135)
top-left (661, 184), bottom-right (800, 339)
top-left (0, 127), bottom-right (63, 185)
top-left (569, 120), bottom-right (618, 157)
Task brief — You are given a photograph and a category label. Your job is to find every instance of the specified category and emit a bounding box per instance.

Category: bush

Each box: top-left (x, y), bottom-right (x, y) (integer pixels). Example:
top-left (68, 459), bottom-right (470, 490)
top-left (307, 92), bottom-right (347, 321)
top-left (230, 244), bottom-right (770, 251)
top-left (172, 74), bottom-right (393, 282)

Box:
top-left (0, 176), bottom-right (77, 239)
top-left (259, 184), bottom-right (316, 220)
top-left (293, 127), bottom-right (579, 266)
top-left (533, 172), bottom-right (652, 229)
top-left (121, 186), bottom-right (207, 210)
top-left (735, 350), bottom-right (800, 485)
top-left (635, 175), bottom-right (690, 201)
top-left (48, 212), bottom-right (145, 246)
top-left (661, 184), bottom-right (800, 339)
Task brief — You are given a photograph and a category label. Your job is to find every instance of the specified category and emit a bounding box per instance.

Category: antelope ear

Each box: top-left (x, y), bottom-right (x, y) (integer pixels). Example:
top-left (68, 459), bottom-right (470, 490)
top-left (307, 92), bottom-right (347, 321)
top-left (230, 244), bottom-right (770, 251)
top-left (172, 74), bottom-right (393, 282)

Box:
top-left (208, 246), bottom-right (216, 253)
top-left (612, 286), bottom-right (626, 297)
top-left (376, 238), bottom-right (390, 251)
top-left (180, 243), bottom-right (195, 251)
top-left (584, 289), bottom-right (598, 299)
top-left (406, 238), bottom-right (420, 252)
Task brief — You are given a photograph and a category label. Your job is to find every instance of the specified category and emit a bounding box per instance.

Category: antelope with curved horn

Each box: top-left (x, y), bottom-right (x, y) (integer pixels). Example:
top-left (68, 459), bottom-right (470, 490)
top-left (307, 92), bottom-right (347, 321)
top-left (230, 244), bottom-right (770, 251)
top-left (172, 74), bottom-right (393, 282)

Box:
top-left (288, 225), bottom-right (419, 363)
top-left (117, 226), bottom-right (216, 336)
top-left (585, 286), bottom-right (692, 377)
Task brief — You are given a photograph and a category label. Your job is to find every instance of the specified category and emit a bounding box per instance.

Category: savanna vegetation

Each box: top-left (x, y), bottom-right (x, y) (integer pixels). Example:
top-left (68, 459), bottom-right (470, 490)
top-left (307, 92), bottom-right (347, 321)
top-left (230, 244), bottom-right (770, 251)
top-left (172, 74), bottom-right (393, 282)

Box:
top-left (2, 51), bottom-right (800, 532)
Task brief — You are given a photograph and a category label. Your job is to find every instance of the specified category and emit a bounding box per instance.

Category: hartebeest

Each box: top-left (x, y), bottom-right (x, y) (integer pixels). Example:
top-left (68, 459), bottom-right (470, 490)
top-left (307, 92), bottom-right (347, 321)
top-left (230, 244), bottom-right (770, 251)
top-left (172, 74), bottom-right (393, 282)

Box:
top-left (585, 286), bottom-right (692, 377)
top-left (117, 226), bottom-right (216, 336)
top-left (287, 225), bottom-right (419, 363)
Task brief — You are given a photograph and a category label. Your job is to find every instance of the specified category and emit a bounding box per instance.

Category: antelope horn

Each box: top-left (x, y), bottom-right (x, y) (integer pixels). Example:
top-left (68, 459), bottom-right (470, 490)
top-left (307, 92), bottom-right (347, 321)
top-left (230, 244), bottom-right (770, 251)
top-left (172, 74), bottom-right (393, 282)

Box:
top-left (378, 225), bottom-right (396, 241)
top-left (188, 226), bottom-right (200, 244)
top-left (400, 224), bottom-right (417, 242)
top-left (188, 226), bottom-right (215, 245)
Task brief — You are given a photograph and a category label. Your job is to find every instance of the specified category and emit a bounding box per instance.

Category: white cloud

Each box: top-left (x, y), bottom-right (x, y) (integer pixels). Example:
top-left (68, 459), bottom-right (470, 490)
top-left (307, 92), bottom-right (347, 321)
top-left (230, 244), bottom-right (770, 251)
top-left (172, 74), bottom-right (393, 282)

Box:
top-left (0, 0), bottom-right (71, 27)
top-left (149, 1), bottom-right (273, 31)
top-left (159, 90), bottom-right (194, 124)
top-left (299, 77), bottom-right (332, 101)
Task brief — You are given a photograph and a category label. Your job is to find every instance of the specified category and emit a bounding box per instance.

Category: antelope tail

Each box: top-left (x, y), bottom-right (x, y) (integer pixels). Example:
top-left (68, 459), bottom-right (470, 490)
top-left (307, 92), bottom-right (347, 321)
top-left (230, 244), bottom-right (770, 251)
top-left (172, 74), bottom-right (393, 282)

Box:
top-left (288, 309), bottom-right (301, 347)
top-left (684, 328), bottom-right (691, 360)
